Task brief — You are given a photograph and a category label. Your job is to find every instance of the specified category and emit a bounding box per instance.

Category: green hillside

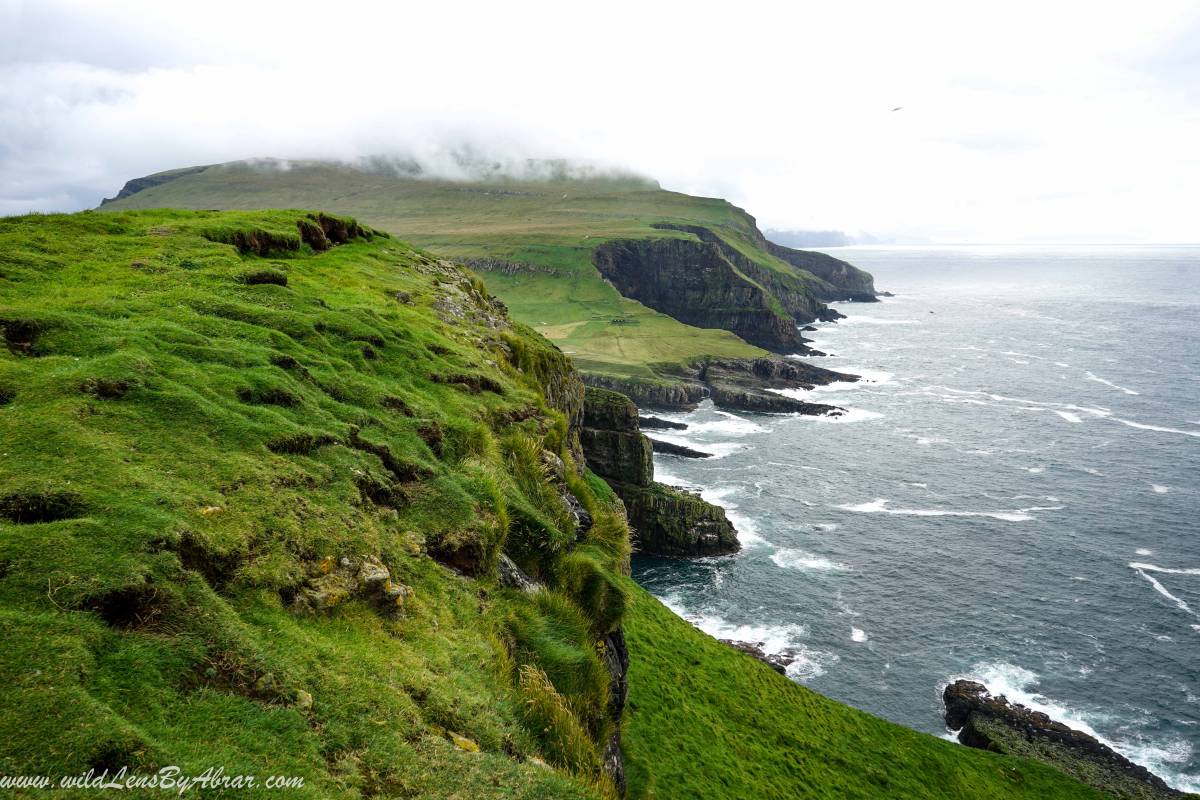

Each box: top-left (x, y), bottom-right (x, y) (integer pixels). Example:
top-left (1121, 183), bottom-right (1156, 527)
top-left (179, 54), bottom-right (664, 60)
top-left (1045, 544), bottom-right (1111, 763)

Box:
top-left (98, 160), bottom-right (875, 383)
top-left (0, 210), bottom-right (1108, 799)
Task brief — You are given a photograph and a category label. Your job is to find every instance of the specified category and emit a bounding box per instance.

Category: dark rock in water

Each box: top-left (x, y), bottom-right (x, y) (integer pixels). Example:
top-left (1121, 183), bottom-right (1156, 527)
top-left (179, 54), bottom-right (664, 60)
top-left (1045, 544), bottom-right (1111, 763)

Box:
top-left (720, 640), bottom-right (794, 675)
top-left (817, 307), bottom-right (846, 322)
top-left (648, 438), bottom-right (711, 459)
top-left (618, 481), bottom-right (739, 556)
top-left (943, 680), bottom-right (1183, 799)
top-left (878, 290), bottom-right (895, 297)
top-left (638, 415), bottom-right (687, 430)
top-left (583, 355), bottom-right (855, 414)
top-left (801, 325), bottom-right (818, 332)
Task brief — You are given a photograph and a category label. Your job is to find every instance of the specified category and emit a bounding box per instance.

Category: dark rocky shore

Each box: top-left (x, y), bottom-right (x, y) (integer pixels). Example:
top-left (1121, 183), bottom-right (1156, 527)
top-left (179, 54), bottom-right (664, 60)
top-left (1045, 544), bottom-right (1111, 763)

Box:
top-left (585, 355), bottom-right (854, 414)
top-left (944, 680), bottom-right (1184, 800)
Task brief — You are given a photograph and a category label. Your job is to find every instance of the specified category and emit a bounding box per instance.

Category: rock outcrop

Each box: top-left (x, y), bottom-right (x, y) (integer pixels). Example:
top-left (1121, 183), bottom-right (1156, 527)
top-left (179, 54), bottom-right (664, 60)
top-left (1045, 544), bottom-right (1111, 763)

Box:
top-left (943, 680), bottom-right (1183, 800)
top-left (580, 387), bottom-right (654, 487)
top-left (591, 222), bottom-right (878, 354)
top-left (592, 235), bottom-right (806, 352)
top-left (647, 438), bottom-right (711, 459)
top-left (580, 387), bottom-right (739, 557)
top-left (617, 482), bottom-right (739, 556)
top-left (720, 640), bottom-right (795, 675)
top-left (638, 416), bottom-right (687, 431)
top-left (584, 356), bottom-right (853, 415)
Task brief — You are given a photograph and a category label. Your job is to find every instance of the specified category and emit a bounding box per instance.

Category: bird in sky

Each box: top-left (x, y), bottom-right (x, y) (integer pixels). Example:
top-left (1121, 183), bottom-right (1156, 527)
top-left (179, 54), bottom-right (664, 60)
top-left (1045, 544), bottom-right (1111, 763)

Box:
top-left (891, 106), bottom-right (903, 111)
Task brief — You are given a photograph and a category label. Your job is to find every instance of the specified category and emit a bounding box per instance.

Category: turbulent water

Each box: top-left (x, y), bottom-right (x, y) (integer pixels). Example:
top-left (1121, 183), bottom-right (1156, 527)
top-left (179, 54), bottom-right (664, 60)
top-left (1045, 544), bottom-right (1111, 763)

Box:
top-left (632, 245), bottom-right (1200, 791)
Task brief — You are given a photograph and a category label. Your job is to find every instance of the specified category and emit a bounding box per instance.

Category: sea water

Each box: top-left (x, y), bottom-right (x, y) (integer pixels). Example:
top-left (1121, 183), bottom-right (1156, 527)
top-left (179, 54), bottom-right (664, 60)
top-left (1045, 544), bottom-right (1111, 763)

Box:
top-left (632, 245), bottom-right (1200, 791)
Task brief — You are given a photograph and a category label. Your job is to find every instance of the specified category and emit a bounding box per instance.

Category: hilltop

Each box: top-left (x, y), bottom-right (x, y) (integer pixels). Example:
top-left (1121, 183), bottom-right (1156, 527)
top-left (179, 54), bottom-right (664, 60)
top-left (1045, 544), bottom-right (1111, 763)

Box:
top-left (0, 209), bottom-right (1117, 799)
top-left (98, 159), bottom-right (876, 402)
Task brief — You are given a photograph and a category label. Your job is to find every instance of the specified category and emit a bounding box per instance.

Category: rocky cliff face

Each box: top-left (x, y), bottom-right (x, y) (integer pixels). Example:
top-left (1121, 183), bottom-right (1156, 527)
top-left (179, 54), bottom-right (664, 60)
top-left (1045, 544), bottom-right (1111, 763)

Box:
top-left (580, 387), bottom-right (739, 557)
top-left (592, 236), bottom-right (805, 352)
top-left (764, 241), bottom-right (878, 302)
top-left (944, 680), bottom-right (1182, 800)
top-left (580, 386), bottom-right (654, 486)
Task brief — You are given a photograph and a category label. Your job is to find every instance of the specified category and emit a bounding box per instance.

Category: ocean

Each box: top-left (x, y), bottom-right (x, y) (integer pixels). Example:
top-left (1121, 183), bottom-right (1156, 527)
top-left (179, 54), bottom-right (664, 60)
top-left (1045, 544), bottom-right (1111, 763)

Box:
top-left (631, 245), bottom-right (1200, 792)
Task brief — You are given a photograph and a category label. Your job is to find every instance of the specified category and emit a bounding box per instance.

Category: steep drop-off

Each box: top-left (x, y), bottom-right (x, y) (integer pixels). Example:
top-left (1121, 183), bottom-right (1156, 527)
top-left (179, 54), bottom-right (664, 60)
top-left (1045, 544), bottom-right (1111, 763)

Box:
top-left (0, 209), bottom-right (631, 798)
top-left (581, 388), bottom-right (739, 557)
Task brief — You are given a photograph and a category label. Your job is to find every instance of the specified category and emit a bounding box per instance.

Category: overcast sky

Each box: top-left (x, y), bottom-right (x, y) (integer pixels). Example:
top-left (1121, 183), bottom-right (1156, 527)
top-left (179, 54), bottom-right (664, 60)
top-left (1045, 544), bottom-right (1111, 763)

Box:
top-left (2, 0), bottom-right (1198, 242)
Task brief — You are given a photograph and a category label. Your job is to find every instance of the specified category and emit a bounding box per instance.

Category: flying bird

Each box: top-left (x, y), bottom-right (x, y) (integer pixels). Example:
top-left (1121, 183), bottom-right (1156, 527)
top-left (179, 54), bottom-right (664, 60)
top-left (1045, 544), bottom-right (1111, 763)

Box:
top-left (891, 106), bottom-right (903, 112)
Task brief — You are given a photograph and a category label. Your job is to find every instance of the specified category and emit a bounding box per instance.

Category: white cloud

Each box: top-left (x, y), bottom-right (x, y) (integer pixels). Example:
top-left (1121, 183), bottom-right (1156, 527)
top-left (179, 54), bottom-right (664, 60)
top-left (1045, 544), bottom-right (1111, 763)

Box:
top-left (2, 0), bottom-right (1198, 241)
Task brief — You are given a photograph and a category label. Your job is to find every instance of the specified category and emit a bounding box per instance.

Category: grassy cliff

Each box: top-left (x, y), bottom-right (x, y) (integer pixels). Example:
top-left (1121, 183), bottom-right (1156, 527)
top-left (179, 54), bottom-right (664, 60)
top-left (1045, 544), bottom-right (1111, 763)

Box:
top-left (0, 210), bottom-right (1107, 799)
top-left (97, 160), bottom-right (874, 383)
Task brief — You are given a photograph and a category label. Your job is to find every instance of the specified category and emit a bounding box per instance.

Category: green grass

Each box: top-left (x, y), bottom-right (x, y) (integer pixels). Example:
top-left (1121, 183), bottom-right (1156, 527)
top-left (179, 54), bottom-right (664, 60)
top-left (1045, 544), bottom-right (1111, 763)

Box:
top-left (620, 582), bottom-right (1113, 800)
top-left (97, 161), bottom-right (801, 379)
top-left (0, 209), bottom-right (626, 798)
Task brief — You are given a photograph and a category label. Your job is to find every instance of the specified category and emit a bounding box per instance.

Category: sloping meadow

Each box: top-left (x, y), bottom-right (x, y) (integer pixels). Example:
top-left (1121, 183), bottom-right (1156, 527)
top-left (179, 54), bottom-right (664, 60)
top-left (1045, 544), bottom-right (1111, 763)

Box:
top-left (0, 209), bottom-right (629, 798)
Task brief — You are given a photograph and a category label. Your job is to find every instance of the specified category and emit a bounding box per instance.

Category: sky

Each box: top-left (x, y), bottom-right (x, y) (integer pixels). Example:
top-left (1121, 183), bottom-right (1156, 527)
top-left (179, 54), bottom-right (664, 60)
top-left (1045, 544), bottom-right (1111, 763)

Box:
top-left (2, 0), bottom-right (1198, 243)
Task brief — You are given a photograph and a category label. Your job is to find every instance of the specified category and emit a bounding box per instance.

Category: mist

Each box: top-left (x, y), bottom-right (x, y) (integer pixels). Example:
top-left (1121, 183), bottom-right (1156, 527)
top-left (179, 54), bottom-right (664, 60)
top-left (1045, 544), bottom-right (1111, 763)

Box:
top-left (3, 0), bottom-right (1199, 242)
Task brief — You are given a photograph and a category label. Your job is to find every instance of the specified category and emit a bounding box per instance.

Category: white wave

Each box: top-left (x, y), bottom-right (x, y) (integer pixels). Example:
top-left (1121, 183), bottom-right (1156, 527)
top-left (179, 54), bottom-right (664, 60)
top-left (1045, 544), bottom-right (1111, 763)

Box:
top-left (1112, 417), bottom-right (1200, 439)
top-left (726, 510), bottom-right (768, 547)
top-left (835, 367), bottom-right (896, 386)
top-left (657, 593), bottom-right (835, 681)
top-left (1151, 484), bottom-right (1170, 494)
top-left (770, 548), bottom-right (851, 572)
top-left (696, 485), bottom-right (770, 547)
top-left (812, 522), bottom-right (839, 532)
top-left (839, 316), bottom-right (920, 325)
top-left (851, 627), bottom-right (868, 643)
top-left (1085, 371), bottom-right (1140, 395)
top-left (1130, 565), bottom-right (1200, 625)
top-left (953, 662), bottom-right (1198, 792)
top-left (1136, 548), bottom-right (1154, 556)
top-left (1130, 562), bottom-right (1200, 576)
top-left (1052, 410), bottom-right (1084, 423)
top-left (677, 411), bottom-right (768, 435)
top-left (837, 498), bottom-right (1060, 522)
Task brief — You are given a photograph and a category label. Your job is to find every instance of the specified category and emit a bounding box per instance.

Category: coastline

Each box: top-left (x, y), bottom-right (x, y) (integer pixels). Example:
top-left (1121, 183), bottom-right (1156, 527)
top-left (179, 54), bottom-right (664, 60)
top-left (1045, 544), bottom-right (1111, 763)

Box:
top-left (625, 290), bottom-right (1199, 795)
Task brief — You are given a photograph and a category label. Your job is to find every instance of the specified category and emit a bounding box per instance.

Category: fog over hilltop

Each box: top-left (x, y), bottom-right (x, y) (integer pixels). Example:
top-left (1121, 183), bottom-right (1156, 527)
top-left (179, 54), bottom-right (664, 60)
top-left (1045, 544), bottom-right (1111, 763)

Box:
top-left (2, 0), bottom-right (1199, 242)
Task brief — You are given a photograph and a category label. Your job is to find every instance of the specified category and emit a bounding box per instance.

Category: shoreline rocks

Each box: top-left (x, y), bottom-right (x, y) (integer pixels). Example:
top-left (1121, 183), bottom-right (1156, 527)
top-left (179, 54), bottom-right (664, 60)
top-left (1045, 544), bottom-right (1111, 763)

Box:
top-left (720, 640), bottom-right (795, 675)
top-left (647, 437), bottom-right (711, 459)
top-left (943, 680), bottom-right (1183, 799)
top-left (584, 356), bottom-right (853, 414)
top-left (638, 415), bottom-right (687, 430)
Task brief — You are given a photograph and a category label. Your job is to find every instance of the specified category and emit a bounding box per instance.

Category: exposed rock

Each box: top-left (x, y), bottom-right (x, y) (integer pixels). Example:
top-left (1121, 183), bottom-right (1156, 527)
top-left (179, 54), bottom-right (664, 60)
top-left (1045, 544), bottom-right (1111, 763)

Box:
top-left (638, 415), bottom-right (687, 430)
top-left (100, 165), bottom-right (211, 205)
top-left (580, 387), bottom-right (653, 486)
top-left (585, 356), bottom-right (853, 415)
top-left (601, 626), bottom-right (630, 796)
top-left (496, 554), bottom-right (539, 592)
top-left (720, 640), bottom-right (794, 675)
top-left (592, 234), bottom-right (806, 352)
top-left (583, 373), bottom-right (707, 411)
top-left (286, 555), bottom-right (413, 615)
top-left (617, 481), bottom-right (739, 557)
top-left (647, 438), bottom-right (711, 459)
top-left (763, 240), bottom-right (878, 301)
top-left (943, 680), bottom-right (1183, 800)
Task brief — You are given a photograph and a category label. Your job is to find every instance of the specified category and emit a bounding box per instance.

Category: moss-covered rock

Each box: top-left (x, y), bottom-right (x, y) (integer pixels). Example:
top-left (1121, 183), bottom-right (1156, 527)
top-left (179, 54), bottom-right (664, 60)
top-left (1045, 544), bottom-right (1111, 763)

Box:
top-left (616, 482), bottom-right (739, 557)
